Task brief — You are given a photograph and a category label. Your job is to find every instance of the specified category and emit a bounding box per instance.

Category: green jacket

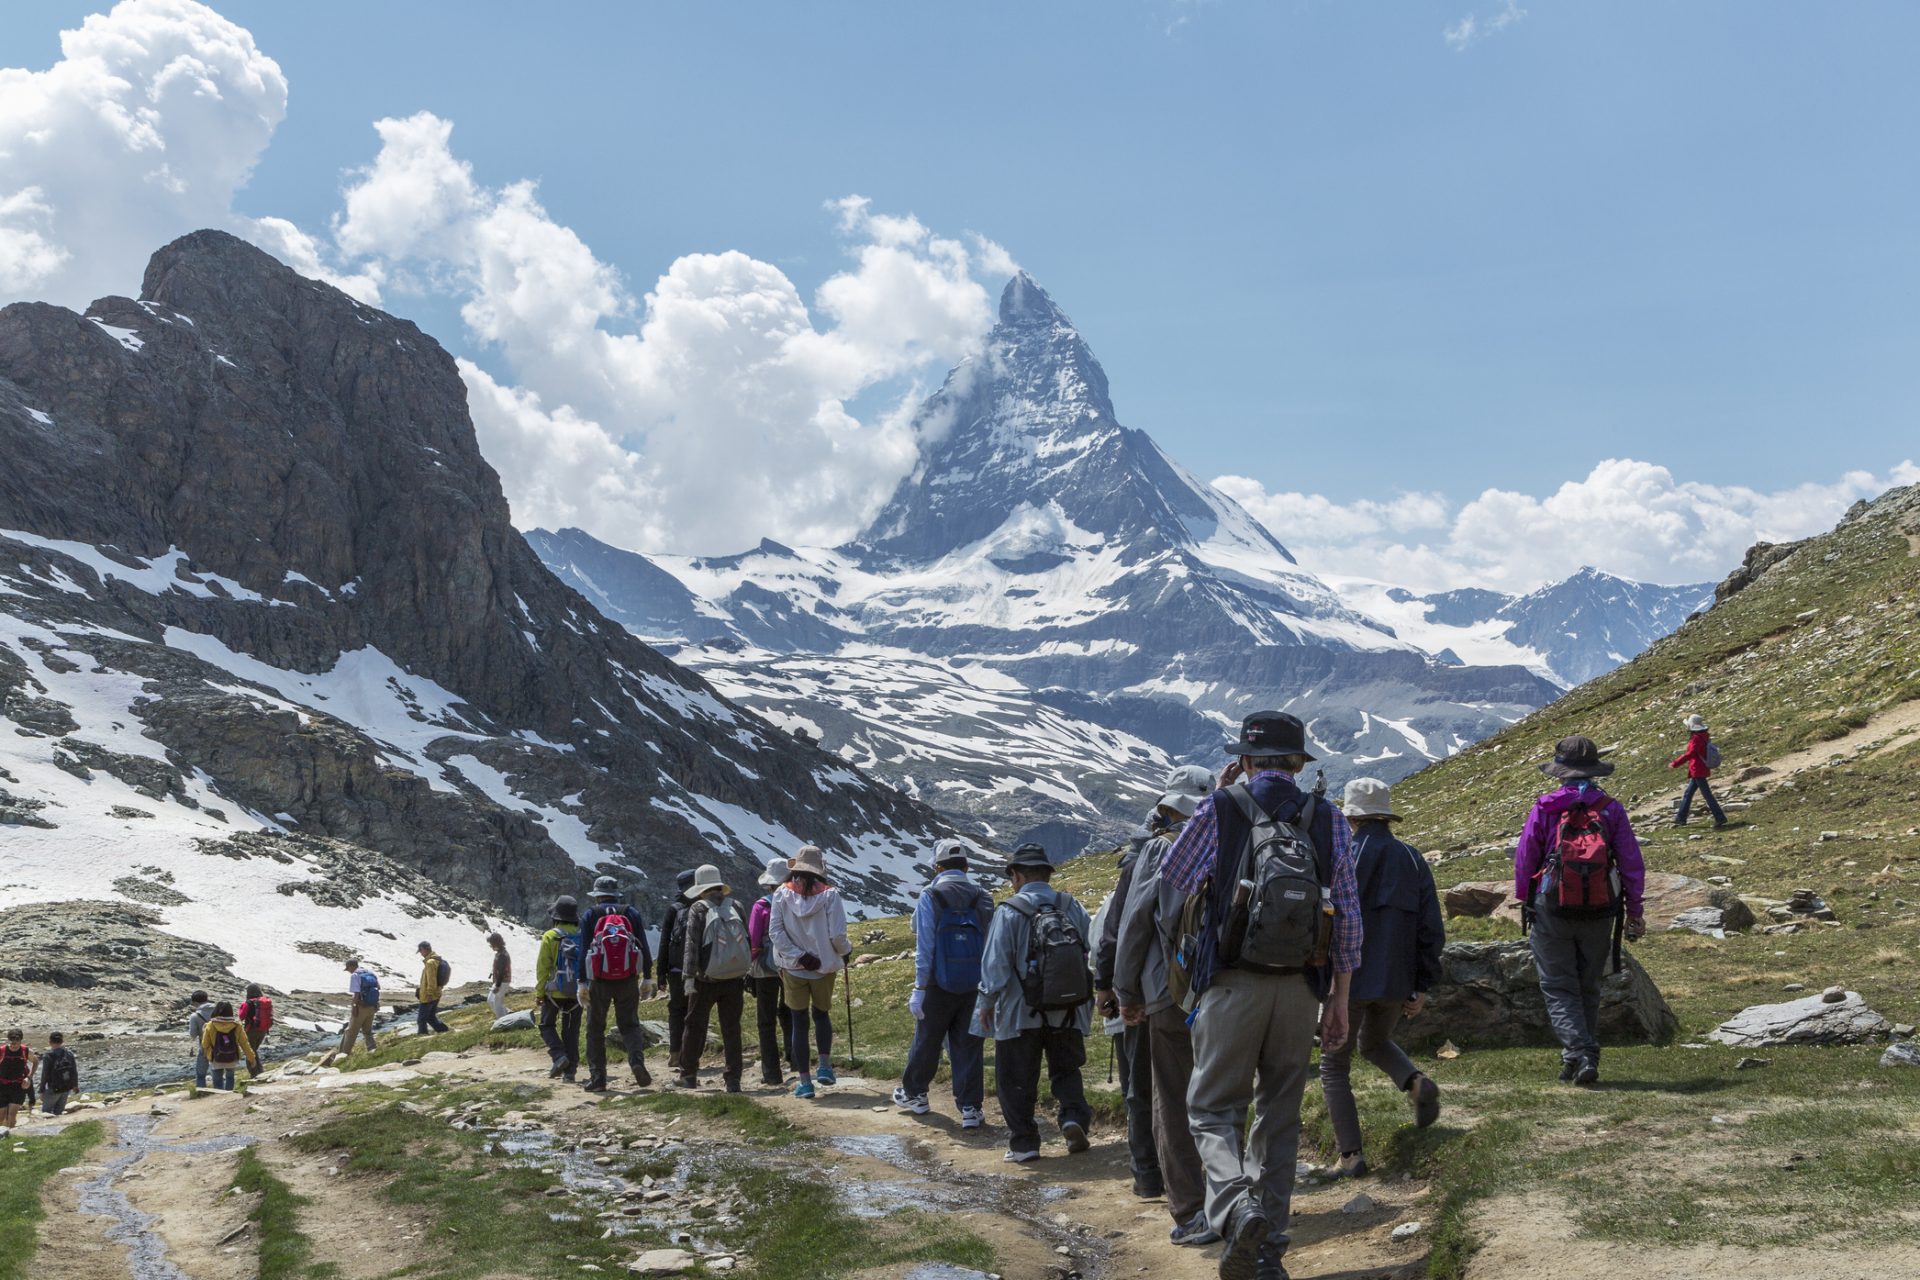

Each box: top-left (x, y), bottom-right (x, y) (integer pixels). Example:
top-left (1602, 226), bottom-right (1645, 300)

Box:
top-left (536, 924), bottom-right (579, 1001)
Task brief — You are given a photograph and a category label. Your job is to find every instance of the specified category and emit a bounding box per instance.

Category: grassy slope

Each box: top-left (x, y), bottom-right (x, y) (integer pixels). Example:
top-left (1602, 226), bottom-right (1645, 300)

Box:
top-left (0, 1121), bottom-right (103, 1280)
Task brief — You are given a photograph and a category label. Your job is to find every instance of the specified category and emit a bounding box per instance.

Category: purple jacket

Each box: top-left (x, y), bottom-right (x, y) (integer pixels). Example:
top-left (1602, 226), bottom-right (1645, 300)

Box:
top-left (1513, 783), bottom-right (1646, 917)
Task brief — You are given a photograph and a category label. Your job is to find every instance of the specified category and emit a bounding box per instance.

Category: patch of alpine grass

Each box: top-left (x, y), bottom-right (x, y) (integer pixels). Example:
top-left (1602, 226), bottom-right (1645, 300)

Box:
top-left (615, 1091), bottom-right (801, 1146)
top-left (0, 1120), bottom-right (102, 1280)
top-left (232, 1147), bottom-right (339, 1280)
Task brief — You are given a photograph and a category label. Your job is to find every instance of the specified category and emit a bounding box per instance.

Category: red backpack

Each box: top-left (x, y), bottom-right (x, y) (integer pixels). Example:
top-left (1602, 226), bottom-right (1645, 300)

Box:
top-left (586, 912), bottom-right (640, 981)
top-left (1543, 804), bottom-right (1620, 916)
top-left (242, 997), bottom-right (274, 1036)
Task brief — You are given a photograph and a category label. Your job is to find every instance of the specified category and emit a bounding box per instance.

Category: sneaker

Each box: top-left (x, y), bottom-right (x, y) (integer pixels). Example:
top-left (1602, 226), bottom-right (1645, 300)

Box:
top-left (794, 1080), bottom-right (816, 1100)
top-left (547, 1058), bottom-right (568, 1079)
top-left (1002, 1148), bottom-right (1040, 1164)
top-left (1254, 1242), bottom-right (1290, 1280)
top-left (582, 1078), bottom-right (608, 1093)
top-left (562, 1074), bottom-right (576, 1084)
top-left (959, 1106), bottom-right (985, 1130)
top-left (891, 1086), bottom-right (930, 1115)
top-left (1712, 819), bottom-right (1729, 830)
top-left (1060, 1120), bottom-right (1090, 1154)
top-left (1558, 1059), bottom-right (1578, 1083)
top-left (1410, 1073), bottom-right (1441, 1129)
top-left (761, 1072), bottom-right (785, 1087)
top-left (1170, 1213), bottom-right (1220, 1247)
top-left (631, 1062), bottom-right (652, 1088)
top-left (1219, 1197), bottom-right (1270, 1280)
top-left (1326, 1151), bottom-right (1369, 1180)
top-left (1132, 1173), bottom-right (1165, 1199)
top-left (1574, 1058), bottom-right (1600, 1086)
top-left (815, 1065), bottom-right (838, 1086)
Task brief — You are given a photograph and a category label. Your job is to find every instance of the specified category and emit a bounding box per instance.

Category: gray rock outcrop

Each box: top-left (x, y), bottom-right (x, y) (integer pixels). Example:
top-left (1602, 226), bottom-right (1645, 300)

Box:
top-left (1406, 941), bottom-right (1677, 1049)
top-left (1708, 992), bottom-right (1890, 1047)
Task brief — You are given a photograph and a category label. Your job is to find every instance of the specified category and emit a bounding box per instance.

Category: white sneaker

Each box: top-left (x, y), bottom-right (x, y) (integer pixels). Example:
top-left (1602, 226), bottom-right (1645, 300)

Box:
top-left (959, 1106), bottom-right (985, 1130)
top-left (891, 1086), bottom-right (929, 1114)
top-left (1003, 1148), bottom-right (1039, 1164)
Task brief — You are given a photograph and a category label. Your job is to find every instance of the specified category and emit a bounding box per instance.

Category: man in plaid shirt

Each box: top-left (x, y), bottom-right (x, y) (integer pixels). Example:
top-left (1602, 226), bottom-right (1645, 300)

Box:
top-left (1160, 711), bottom-right (1361, 1280)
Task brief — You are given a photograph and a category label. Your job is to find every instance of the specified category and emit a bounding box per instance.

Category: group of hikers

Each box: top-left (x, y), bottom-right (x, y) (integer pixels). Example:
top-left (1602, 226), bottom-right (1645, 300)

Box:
top-left (0, 1028), bottom-right (79, 1133)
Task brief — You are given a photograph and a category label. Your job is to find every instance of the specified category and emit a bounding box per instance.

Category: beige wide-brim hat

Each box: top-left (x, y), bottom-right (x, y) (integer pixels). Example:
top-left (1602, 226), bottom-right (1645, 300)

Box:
top-left (1342, 777), bottom-right (1398, 821)
top-left (757, 856), bottom-right (791, 889)
top-left (683, 862), bottom-right (730, 899)
top-left (1684, 714), bottom-right (1709, 732)
top-left (789, 844), bottom-right (827, 878)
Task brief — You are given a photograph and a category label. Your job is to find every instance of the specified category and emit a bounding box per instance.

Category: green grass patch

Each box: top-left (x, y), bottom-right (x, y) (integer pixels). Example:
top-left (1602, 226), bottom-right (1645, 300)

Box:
top-left (725, 1162), bottom-right (995, 1280)
top-left (232, 1147), bottom-right (338, 1280)
top-left (0, 1120), bottom-right (103, 1280)
top-left (613, 1091), bottom-right (802, 1146)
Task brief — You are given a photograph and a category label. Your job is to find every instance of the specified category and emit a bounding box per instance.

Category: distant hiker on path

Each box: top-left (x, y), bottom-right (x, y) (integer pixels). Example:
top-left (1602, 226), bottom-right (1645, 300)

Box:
top-left (487, 932), bottom-right (513, 1018)
top-left (37, 1031), bottom-right (78, 1116)
top-left (188, 990), bottom-right (216, 1089)
top-left (340, 960), bottom-right (380, 1056)
top-left (536, 896), bottom-right (583, 1082)
top-left (1115, 767), bottom-right (1218, 1248)
top-left (678, 864), bottom-right (752, 1092)
top-left (748, 857), bottom-right (796, 1086)
top-left (1159, 710), bottom-right (1362, 1280)
top-left (770, 845), bottom-right (851, 1099)
top-left (1318, 778), bottom-right (1444, 1181)
top-left (976, 842), bottom-right (1095, 1165)
top-left (415, 942), bottom-right (451, 1035)
top-left (579, 875), bottom-right (656, 1092)
top-left (657, 869), bottom-right (698, 1076)
top-left (239, 983), bottom-right (275, 1058)
top-left (0, 1028), bottom-right (33, 1134)
top-left (201, 1001), bottom-right (259, 1090)
top-left (1671, 713), bottom-right (1728, 828)
top-left (1515, 735), bottom-right (1647, 1087)
top-left (894, 838), bottom-right (993, 1129)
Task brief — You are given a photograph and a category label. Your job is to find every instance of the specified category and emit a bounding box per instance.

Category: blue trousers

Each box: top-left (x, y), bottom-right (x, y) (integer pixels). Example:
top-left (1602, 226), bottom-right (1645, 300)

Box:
top-left (210, 1068), bottom-right (236, 1090)
top-left (417, 1000), bottom-right (449, 1034)
top-left (1677, 778), bottom-right (1726, 825)
top-left (900, 985), bottom-right (984, 1108)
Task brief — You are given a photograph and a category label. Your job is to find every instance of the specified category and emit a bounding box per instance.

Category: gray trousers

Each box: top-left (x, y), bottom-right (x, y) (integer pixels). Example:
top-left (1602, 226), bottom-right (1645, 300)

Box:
top-left (1530, 905), bottom-right (1613, 1062)
top-left (1187, 968), bottom-right (1318, 1244)
top-left (1318, 998), bottom-right (1419, 1156)
top-left (1114, 1022), bottom-right (1160, 1185)
top-left (1148, 1006), bottom-right (1205, 1225)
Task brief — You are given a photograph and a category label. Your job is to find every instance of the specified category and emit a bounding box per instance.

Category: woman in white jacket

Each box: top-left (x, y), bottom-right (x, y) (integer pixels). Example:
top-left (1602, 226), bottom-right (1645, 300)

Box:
top-left (769, 844), bottom-right (851, 1098)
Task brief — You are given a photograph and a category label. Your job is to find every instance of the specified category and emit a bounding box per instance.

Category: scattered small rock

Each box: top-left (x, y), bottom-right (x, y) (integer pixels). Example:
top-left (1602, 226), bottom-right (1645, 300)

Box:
top-left (1880, 1042), bottom-right (1920, 1069)
top-left (1734, 1057), bottom-right (1770, 1070)
top-left (1391, 1221), bottom-right (1424, 1241)
top-left (1341, 1193), bottom-right (1377, 1214)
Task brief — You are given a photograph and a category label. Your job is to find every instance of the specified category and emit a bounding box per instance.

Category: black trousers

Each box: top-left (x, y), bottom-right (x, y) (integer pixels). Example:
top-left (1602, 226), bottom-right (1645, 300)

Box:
top-left (538, 997), bottom-right (582, 1075)
top-left (1115, 1022), bottom-right (1160, 1184)
top-left (751, 974), bottom-right (795, 1081)
top-left (681, 978), bottom-right (746, 1085)
top-left (994, 1025), bottom-right (1091, 1155)
top-left (666, 972), bottom-right (688, 1069)
top-left (586, 977), bottom-right (649, 1083)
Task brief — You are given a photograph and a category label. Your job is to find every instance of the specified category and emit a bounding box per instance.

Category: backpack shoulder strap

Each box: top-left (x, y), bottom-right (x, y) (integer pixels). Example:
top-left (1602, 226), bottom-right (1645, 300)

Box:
top-left (1000, 893), bottom-right (1039, 919)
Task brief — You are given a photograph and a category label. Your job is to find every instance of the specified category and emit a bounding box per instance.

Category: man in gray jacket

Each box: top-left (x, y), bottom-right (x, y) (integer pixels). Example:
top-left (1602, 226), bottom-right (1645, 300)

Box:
top-left (975, 843), bottom-right (1094, 1164)
top-left (187, 989), bottom-right (215, 1089)
top-left (1115, 780), bottom-right (1217, 1247)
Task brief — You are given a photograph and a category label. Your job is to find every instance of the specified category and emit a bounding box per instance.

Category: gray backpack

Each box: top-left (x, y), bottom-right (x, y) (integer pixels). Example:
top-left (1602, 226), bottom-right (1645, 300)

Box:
top-left (697, 899), bottom-right (753, 982)
top-left (1222, 784), bottom-right (1334, 973)
top-left (1002, 894), bottom-right (1092, 1015)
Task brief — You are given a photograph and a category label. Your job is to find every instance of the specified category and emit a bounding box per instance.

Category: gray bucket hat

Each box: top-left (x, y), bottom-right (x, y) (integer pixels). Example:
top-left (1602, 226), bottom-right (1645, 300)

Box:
top-left (1342, 777), bottom-right (1397, 821)
top-left (757, 856), bottom-right (791, 889)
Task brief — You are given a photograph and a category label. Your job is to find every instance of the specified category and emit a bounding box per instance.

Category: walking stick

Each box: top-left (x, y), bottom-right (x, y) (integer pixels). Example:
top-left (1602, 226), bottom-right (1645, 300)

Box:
top-left (1106, 1032), bottom-right (1115, 1085)
top-left (842, 956), bottom-right (857, 1070)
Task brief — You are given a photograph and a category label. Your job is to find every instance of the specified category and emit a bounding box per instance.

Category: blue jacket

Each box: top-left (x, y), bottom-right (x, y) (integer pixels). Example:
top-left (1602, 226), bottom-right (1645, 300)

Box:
top-left (1348, 823), bottom-right (1446, 1005)
top-left (975, 882), bottom-right (1093, 1040)
top-left (913, 870), bottom-right (992, 991)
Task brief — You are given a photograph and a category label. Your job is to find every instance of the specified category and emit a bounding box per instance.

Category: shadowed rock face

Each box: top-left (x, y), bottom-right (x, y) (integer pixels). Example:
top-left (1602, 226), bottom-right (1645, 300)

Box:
top-left (1412, 941), bottom-right (1678, 1049)
top-left (0, 231), bottom-right (949, 924)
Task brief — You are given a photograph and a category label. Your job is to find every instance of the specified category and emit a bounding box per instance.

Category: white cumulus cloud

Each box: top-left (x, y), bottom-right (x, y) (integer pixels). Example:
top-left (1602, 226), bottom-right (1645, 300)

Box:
top-left (1217, 457), bottom-right (1920, 593)
top-left (1445, 1), bottom-right (1527, 52)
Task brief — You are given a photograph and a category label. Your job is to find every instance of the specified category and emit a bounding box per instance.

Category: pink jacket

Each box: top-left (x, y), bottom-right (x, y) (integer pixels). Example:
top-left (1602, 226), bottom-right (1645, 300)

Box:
top-left (1513, 783), bottom-right (1646, 917)
top-left (748, 895), bottom-right (772, 962)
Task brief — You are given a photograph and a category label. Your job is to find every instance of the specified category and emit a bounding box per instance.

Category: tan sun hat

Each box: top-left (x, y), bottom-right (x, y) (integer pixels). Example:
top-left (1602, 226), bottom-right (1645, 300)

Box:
top-left (788, 845), bottom-right (827, 878)
top-left (1342, 777), bottom-right (1397, 821)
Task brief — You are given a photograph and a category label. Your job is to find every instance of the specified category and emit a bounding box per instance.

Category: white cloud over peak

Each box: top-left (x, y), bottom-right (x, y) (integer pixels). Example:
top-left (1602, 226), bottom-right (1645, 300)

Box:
top-left (1445, 1), bottom-right (1527, 52)
top-left (1218, 457), bottom-right (1920, 594)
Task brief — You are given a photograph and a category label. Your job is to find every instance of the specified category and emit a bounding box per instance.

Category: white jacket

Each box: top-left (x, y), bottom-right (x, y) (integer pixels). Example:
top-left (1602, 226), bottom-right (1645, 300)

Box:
top-left (769, 884), bottom-right (850, 977)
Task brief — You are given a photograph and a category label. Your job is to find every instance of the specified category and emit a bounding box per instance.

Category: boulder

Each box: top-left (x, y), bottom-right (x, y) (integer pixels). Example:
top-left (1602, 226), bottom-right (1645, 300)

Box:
top-left (1880, 1042), bottom-right (1920, 1068)
top-left (1407, 941), bottom-right (1677, 1049)
top-left (627, 1250), bottom-right (699, 1275)
top-left (1638, 873), bottom-right (1755, 931)
top-left (490, 1009), bottom-right (536, 1032)
top-left (1443, 882), bottom-right (1516, 920)
top-left (638, 1020), bottom-right (669, 1049)
top-left (1708, 992), bottom-right (1890, 1047)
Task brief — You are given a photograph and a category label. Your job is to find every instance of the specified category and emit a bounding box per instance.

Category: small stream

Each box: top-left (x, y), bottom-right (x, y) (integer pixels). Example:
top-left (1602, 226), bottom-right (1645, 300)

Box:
top-left (75, 1114), bottom-right (255, 1280)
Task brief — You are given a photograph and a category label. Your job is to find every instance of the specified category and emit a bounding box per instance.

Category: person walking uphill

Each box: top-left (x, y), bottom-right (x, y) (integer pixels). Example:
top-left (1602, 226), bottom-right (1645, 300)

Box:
top-left (678, 864), bottom-right (753, 1092)
top-left (894, 838), bottom-right (993, 1129)
top-left (37, 1031), bottom-right (78, 1116)
top-left (0, 1029), bottom-right (33, 1135)
top-left (976, 842), bottom-right (1095, 1165)
top-left (770, 845), bottom-right (851, 1099)
top-left (486, 932), bottom-right (513, 1019)
top-left (415, 942), bottom-right (451, 1035)
top-left (340, 960), bottom-right (380, 1056)
top-left (536, 897), bottom-right (584, 1082)
top-left (657, 869), bottom-right (698, 1075)
top-left (580, 876), bottom-right (657, 1092)
top-left (1516, 736), bottom-right (1647, 1087)
top-left (239, 983), bottom-right (274, 1058)
top-left (1318, 778), bottom-right (1444, 1181)
top-left (748, 857), bottom-right (796, 1086)
top-left (1159, 711), bottom-right (1363, 1280)
top-left (1671, 714), bottom-right (1728, 828)
top-left (200, 1002), bottom-right (259, 1090)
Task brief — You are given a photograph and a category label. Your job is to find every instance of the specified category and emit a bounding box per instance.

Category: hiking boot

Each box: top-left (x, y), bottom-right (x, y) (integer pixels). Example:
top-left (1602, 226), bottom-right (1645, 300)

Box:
top-left (1061, 1120), bottom-right (1090, 1154)
top-left (892, 1086), bottom-right (930, 1115)
top-left (562, 1073), bottom-right (576, 1084)
top-left (1410, 1073), bottom-right (1441, 1128)
top-left (1133, 1172), bottom-right (1165, 1199)
top-left (675, 1074), bottom-right (699, 1090)
top-left (724, 1078), bottom-right (742, 1094)
top-left (1713, 819), bottom-right (1729, 830)
top-left (1326, 1151), bottom-right (1369, 1180)
top-left (761, 1072), bottom-right (784, 1087)
top-left (1557, 1059), bottom-right (1578, 1083)
top-left (815, 1064), bottom-right (838, 1086)
top-left (794, 1080), bottom-right (816, 1100)
top-left (1002, 1148), bottom-right (1039, 1164)
top-left (1574, 1058), bottom-right (1600, 1086)
top-left (1253, 1241), bottom-right (1290, 1280)
top-left (1170, 1213), bottom-right (1220, 1247)
top-left (582, 1077), bottom-right (608, 1093)
top-left (631, 1062), bottom-right (652, 1088)
top-left (547, 1057), bottom-right (569, 1079)
top-left (959, 1105), bottom-right (985, 1130)
top-left (1219, 1197), bottom-right (1270, 1280)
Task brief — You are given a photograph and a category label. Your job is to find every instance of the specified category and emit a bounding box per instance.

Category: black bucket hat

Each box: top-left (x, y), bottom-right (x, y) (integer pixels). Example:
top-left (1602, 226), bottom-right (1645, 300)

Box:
top-left (550, 895), bottom-right (579, 924)
top-left (1224, 711), bottom-right (1316, 762)
top-left (1540, 735), bottom-right (1615, 781)
top-left (1006, 842), bottom-right (1053, 872)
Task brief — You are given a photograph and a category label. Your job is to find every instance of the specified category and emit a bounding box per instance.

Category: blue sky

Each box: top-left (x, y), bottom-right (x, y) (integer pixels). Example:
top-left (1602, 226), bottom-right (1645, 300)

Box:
top-left (4, 1), bottom-right (1917, 587)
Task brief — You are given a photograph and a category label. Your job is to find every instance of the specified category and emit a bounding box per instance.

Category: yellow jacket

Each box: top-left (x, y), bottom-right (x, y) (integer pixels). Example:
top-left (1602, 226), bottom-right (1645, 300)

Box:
top-left (418, 952), bottom-right (446, 1002)
top-left (200, 1017), bottom-right (258, 1069)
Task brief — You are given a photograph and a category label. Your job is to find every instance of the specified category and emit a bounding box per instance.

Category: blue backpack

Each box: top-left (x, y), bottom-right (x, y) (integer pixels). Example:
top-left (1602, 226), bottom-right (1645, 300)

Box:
top-left (547, 929), bottom-right (582, 997)
top-left (929, 882), bottom-right (991, 994)
top-left (357, 971), bottom-right (380, 1008)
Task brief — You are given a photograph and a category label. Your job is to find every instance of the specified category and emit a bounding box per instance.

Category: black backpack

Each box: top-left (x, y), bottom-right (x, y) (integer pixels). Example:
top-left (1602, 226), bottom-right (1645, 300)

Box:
top-left (1002, 894), bottom-right (1092, 1015)
top-left (1221, 782), bottom-right (1334, 973)
top-left (43, 1048), bottom-right (78, 1092)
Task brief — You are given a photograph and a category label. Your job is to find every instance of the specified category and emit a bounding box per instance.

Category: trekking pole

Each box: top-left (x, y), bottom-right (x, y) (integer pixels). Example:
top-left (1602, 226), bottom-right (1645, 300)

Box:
top-left (1106, 1033), bottom-right (1115, 1084)
top-left (842, 956), bottom-right (857, 1069)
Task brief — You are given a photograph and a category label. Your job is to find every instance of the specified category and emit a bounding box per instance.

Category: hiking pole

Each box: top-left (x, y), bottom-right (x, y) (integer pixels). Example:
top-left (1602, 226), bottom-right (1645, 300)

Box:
top-left (1106, 1033), bottom-right (1115, 1085)
top-left (842, 955), bottom-right (857, 1070)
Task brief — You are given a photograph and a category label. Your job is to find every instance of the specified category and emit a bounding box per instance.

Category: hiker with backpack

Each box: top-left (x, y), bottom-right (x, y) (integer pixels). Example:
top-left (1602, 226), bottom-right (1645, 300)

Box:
top-left (893, 838), bottom-right (994, 1129)
top-left (415, 942), bottom-right (452, 1035)
top-left (37, 1031), bottom-right (78, 1116)
top-left (1158, 711), bottom-right (1363, 1280)
top-left (1516, 735), bottom-right (1646, 1087)
top-left (975, 842), bottom-right (1095, 1164)
top-left (748, 857), bottom-right (797, 1086)
top-left (1318, 778), bottom-right (1444, 1181)
top-left (239, 984), bottom-right (275, 1059)
top-left (578, 875), bottom-right (657, 1092)
top-left (487, 932), bottom-right (513, 1018)
top-left (340, 960), bottom-right (380, 1056)
top-left (200, 1001), bottom-right (259, 1089)
top-left (0, 1028), bottom-right (33, 1134)
top-left (677, 864), bottom-right (753, 1092)
top-left (535, 896), bottom-right (584, 1081)
top-left (1671, 713), bottom-right (1728, 829)
top-left (1114, 768), bottom-right (1218, 1247)
top-left (187, 990), bottom-right (216, 1088)
top-left (657, 869), bottom-right (698, 1076)
top-left (769, 845), bottom-right (852, 1099)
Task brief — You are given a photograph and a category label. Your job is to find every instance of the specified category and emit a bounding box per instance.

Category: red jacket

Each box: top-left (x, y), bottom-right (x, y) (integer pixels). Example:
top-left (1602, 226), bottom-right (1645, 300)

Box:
top-left (1672, 731), bottom-right (1712, 780)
